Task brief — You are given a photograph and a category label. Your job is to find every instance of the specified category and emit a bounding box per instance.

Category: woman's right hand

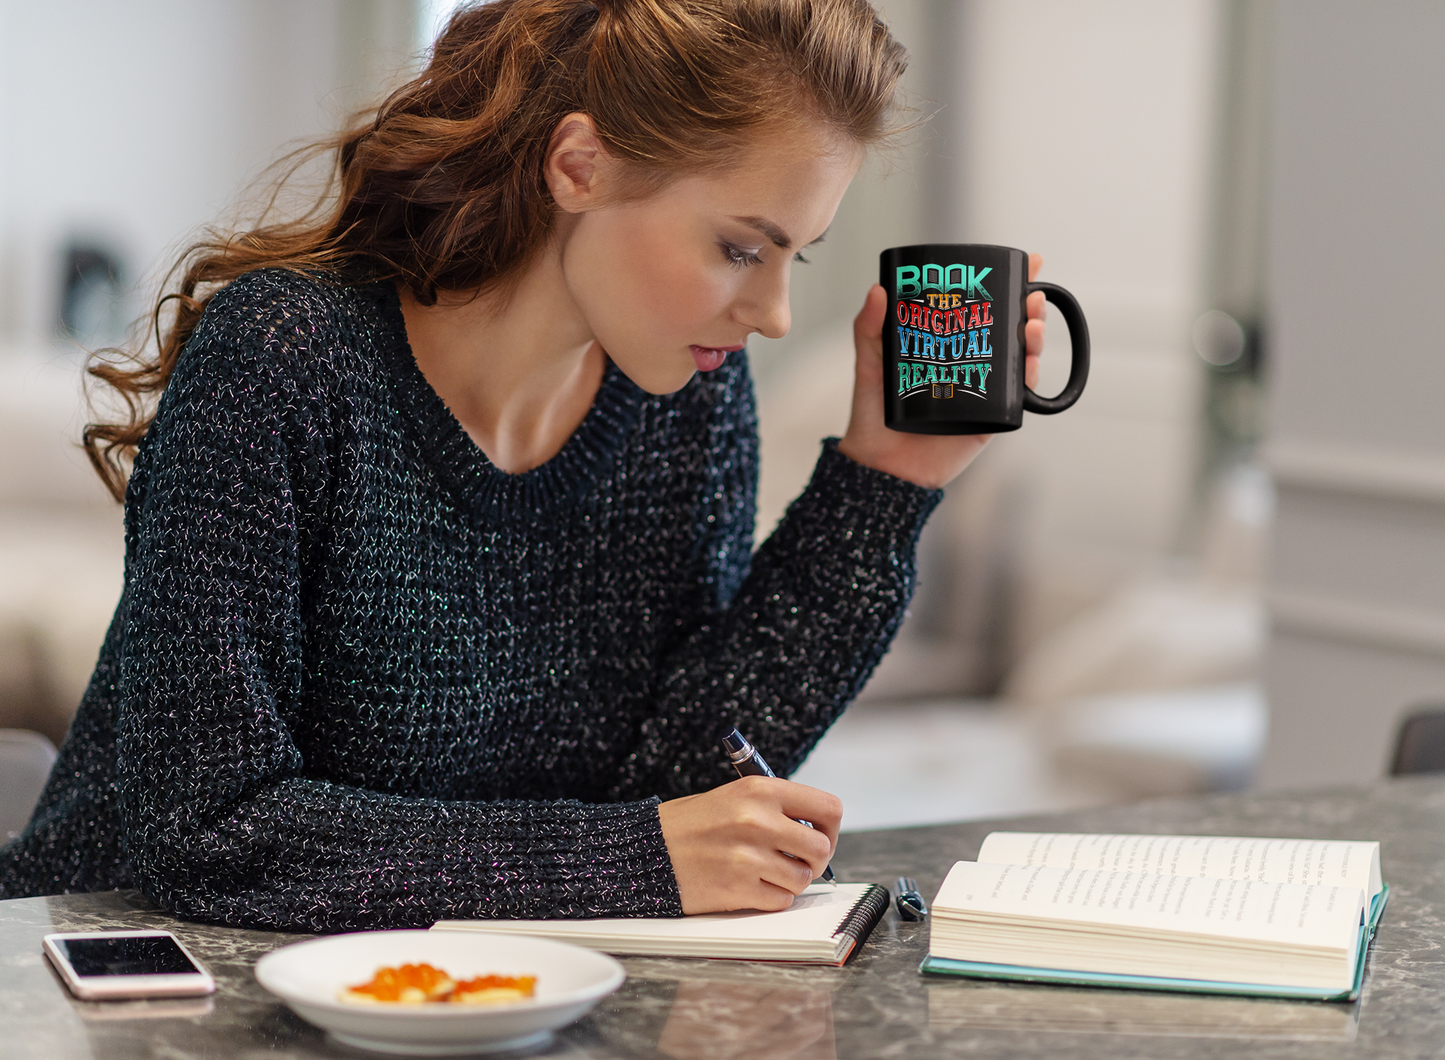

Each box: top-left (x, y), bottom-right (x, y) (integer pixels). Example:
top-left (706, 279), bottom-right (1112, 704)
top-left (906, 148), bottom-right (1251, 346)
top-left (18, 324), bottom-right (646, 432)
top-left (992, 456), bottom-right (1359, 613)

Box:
top-left (657, 776), bottom-right (842, 914)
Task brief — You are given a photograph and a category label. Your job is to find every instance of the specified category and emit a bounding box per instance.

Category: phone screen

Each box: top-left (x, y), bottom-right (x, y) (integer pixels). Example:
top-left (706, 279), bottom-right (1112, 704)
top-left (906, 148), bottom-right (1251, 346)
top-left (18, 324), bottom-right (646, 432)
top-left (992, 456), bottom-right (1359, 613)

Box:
top-left (53, 936), bottom-right (201, 977)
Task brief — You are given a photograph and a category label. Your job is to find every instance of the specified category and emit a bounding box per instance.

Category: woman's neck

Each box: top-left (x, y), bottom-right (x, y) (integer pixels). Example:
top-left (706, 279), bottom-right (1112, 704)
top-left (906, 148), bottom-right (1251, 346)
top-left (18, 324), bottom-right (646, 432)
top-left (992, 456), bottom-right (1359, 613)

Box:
top-left (398, 245), bottom-right (606, 474)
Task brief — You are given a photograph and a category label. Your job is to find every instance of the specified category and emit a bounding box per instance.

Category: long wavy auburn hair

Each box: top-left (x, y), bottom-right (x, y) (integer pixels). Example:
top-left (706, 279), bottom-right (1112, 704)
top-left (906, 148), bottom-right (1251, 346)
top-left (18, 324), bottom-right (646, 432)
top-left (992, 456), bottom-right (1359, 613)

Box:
top-left (83, 0), bottom-right (908, 501)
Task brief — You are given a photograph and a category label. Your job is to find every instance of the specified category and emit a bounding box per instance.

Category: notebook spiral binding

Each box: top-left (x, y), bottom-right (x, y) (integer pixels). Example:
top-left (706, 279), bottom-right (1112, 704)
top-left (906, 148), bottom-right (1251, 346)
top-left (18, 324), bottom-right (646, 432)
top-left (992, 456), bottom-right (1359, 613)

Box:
top-left (831, 884), bottom-right (890, 948)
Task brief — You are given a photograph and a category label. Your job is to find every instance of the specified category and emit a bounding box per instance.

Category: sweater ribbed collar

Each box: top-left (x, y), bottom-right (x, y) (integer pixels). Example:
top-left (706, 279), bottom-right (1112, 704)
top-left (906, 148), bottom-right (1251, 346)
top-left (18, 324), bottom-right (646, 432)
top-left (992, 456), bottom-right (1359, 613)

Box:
top-left (372, 281), bottom-right (646, 520)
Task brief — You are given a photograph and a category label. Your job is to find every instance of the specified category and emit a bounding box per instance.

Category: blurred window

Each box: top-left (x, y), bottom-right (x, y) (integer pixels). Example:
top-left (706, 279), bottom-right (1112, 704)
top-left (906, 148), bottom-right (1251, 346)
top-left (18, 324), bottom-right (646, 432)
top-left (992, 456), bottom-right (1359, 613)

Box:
top-left (57, 242), bottom-right (127, 348)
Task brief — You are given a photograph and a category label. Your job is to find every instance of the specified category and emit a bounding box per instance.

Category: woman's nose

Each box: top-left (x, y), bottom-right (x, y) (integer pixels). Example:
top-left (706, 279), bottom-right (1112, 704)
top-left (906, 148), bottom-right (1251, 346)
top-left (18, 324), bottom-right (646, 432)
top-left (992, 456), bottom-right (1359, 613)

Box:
top-left (738, 269), bottom-right (791, 340)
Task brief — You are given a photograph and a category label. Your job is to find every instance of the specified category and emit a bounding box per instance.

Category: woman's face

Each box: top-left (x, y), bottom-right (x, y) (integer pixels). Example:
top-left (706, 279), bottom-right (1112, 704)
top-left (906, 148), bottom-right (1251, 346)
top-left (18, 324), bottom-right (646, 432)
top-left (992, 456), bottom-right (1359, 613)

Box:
top-left (555, 124), bottom-right (864, 394)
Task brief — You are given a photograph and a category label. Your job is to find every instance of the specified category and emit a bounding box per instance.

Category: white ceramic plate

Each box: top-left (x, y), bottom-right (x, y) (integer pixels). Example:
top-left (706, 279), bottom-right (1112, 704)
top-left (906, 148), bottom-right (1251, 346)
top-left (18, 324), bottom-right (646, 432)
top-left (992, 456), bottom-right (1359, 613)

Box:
top-left (255, 929), bottom-right (625, 1056)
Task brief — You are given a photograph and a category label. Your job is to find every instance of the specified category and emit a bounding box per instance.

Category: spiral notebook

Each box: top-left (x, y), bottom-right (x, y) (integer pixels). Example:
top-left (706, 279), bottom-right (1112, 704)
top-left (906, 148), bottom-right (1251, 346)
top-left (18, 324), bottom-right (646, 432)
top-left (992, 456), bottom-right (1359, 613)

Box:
top-left (431, 882), bottom-right (889, 966)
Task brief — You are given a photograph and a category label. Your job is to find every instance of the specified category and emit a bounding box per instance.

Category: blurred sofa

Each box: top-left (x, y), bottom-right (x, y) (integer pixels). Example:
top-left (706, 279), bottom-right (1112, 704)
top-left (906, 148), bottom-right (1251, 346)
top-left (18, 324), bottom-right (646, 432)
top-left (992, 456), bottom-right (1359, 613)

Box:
top-left (0, 347), bottom-right (124, 746)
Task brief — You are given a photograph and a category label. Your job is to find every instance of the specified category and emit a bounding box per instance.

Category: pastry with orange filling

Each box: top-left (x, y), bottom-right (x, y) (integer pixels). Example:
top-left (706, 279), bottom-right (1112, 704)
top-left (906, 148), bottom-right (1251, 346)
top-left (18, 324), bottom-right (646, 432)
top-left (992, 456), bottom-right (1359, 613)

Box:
top-left (338, 963), bottom-right (536, 1006)
top-left (339, 962), bottom-right (455, 1004)
top-left (450, 973), bottom-right (537, 1006)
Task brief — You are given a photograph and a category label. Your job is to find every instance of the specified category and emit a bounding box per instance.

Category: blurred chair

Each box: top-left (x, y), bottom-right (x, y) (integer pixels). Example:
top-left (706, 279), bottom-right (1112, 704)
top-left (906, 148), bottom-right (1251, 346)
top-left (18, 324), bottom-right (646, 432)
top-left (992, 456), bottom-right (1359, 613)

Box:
top-left (1390, 709), bottom-right (1445, 776)
top-left (1045, 684), bottom-right (1267, 799)
top-left (0, 729), bottom-right (57, 841)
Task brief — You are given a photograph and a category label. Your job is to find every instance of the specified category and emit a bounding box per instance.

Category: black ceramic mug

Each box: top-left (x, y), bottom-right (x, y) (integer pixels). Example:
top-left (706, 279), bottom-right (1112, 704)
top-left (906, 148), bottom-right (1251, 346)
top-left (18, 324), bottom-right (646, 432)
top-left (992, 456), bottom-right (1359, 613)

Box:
top-left (880, 244), bottom-right (1089, 434)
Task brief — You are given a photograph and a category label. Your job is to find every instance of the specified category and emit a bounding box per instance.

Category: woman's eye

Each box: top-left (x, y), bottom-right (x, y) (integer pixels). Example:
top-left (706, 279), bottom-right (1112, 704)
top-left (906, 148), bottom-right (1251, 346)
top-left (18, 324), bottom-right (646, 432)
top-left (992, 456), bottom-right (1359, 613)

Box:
top-left (793, 251), bottom-right (810, 265)
top-left (720, 242), bottom-right (765, 269)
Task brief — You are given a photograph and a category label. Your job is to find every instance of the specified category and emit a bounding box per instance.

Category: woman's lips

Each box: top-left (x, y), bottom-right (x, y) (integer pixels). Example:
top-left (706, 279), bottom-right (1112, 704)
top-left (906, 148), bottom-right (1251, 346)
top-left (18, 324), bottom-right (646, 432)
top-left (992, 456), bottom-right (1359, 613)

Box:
top-left (689, 344), bottom-right (743, 372)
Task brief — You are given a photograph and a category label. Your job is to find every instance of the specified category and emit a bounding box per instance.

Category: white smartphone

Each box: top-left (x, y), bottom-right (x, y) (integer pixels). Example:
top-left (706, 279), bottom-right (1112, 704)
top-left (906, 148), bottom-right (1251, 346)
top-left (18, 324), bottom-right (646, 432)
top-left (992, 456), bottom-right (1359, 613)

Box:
top-left (43, 930), bottom-right (216, 1000)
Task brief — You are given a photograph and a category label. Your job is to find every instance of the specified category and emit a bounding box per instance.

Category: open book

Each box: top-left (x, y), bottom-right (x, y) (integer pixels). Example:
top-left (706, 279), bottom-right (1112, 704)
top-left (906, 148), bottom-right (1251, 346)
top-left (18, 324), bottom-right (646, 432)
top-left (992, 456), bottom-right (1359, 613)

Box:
top-left (921, 833), bottom-right (1387, 1001)
top-left (432, 882), bottom-right (889, 966)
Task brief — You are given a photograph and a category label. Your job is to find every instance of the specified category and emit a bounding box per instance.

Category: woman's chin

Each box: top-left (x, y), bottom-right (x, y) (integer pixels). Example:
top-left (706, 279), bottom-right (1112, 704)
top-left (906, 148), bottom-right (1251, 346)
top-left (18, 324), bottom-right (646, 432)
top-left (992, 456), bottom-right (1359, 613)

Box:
top-left (615, 360), bottom-right (700, 396)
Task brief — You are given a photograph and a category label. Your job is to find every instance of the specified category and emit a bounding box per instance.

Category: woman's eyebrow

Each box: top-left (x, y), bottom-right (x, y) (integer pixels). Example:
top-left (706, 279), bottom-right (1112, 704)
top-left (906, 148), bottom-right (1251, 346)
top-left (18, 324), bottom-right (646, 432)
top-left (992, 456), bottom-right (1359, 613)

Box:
top-left (730, 216), bottom-right (830, 249)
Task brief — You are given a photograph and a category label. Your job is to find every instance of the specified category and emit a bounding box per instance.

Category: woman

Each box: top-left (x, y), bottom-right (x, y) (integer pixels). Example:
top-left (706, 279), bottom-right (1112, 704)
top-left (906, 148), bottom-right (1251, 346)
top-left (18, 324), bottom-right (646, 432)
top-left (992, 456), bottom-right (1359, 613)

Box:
top-left (0, 0), bottom-right (1043, 931)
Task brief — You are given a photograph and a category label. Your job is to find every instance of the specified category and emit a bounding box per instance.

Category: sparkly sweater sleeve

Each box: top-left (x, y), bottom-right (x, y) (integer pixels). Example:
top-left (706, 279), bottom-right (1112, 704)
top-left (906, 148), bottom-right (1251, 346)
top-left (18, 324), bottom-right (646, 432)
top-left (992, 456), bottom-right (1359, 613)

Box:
top-left (117, 293), bottom-right (679, 932)
top-left (613, 371), bottom-right (944, 801)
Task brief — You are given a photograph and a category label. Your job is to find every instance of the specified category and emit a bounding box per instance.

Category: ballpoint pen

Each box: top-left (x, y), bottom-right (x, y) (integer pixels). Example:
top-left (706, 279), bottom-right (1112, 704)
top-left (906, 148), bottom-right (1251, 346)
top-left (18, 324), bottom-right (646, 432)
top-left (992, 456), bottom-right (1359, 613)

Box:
top-left (720, 727), bottom-right (837, 884)
top-left (894, 876), bottom-right (928, 921)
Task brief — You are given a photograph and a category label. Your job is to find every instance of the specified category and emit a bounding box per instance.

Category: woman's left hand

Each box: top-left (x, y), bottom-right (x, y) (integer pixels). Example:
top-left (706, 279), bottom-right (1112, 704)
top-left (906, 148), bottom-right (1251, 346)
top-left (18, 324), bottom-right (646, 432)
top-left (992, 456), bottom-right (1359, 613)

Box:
top-left (837, 253), bottom-right (1046, 490)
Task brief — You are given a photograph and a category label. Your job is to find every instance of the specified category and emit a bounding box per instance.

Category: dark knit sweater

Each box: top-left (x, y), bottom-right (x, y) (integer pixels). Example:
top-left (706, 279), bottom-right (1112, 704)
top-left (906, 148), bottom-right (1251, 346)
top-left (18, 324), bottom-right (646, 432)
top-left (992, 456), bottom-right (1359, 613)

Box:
top-left (0, 270), bottom-right (940, 932)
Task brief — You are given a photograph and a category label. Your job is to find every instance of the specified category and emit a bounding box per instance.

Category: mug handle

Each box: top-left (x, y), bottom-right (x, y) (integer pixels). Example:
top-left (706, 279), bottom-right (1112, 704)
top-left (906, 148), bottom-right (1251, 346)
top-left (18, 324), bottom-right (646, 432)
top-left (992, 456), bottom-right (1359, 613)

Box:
top-left (1022, 282), bottom-right (1090, 415)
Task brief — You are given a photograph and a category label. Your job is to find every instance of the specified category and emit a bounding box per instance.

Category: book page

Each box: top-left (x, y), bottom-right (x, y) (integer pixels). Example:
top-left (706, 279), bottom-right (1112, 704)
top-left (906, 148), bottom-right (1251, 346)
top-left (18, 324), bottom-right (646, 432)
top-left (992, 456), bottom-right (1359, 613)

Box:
top-left (976, 833), bottom-right (1380, 900)
top-left (933, 861), bottom-right (1365, 948)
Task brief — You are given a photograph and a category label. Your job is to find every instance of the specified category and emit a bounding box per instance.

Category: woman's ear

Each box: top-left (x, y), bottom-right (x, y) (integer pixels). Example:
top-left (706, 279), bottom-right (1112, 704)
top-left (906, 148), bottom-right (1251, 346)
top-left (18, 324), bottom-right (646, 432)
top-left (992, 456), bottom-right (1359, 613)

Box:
top-left (545, 113), bottom-right (617, 214)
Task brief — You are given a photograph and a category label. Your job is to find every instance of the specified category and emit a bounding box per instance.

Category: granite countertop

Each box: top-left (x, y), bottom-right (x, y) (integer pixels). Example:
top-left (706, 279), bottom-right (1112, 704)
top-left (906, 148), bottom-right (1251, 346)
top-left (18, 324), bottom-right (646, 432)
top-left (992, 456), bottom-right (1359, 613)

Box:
top-left (4, 776), bottom-right (1444, 1059)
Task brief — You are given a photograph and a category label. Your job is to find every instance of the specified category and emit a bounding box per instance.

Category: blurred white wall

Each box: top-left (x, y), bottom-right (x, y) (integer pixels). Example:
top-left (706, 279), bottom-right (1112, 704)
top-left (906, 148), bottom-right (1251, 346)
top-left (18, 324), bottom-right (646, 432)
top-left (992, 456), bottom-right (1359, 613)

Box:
top-left (1259, 0), bottom-right (1445, 787)
top-left (958, 0), bottom-right (1218, 653)
top-left (755, 1), bottom-right (1225, 697)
